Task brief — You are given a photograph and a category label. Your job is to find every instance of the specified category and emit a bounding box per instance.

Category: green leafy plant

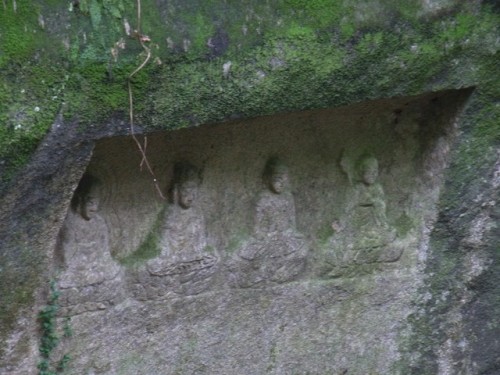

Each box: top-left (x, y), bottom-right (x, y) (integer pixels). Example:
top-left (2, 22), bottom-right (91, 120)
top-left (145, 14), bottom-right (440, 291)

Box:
top-left (56, 354), bottom-right (71, 373)
top-left (62, 317), bottom-right (73, 338)
top-left (38, 280), bottom-right (60, 374)
top-left (37, 280), bottom-right (72, 375)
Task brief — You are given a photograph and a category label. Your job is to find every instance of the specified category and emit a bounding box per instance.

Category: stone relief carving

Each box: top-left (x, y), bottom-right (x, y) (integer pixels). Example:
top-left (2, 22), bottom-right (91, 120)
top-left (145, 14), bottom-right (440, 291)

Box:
top-left (227, 158), bottom-right (308, 288)
top-left (57, 155), bottom-right (405, 308)
top-left (130, 162), bottom-right (219, 299)
top-left (319, 154), bottom-right (402, 278)
top-left (55, 174), bottom-right (124, 315)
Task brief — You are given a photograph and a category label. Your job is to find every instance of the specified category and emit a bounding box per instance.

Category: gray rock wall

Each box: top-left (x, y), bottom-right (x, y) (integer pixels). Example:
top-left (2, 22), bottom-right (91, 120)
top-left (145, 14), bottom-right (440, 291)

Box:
top-left (1, 1), bottom-right (499, 374)
top-left (38, 89), bottom-right (471, 374)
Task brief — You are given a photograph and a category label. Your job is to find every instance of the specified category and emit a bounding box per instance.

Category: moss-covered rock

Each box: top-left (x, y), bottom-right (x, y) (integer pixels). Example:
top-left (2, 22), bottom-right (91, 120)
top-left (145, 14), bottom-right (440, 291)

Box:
top-left (1, 1), bottom-right (498, 189)
top-left (0, 0), bottom-right (499, 373)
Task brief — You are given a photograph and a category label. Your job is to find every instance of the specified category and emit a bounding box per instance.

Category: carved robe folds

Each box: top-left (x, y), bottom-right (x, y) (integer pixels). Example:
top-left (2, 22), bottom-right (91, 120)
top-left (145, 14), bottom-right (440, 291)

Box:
top-left (228, 159), bottom-right (308, 288)
top-left (57, 209), bottom-right (124, 315)
top-left (146, 205), bottom-right (219, 296)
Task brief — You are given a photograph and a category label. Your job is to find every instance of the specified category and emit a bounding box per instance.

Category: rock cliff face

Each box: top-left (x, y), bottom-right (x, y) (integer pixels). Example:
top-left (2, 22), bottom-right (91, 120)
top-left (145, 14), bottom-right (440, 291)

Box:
top-left (0, 1), bottom-right (498, 374)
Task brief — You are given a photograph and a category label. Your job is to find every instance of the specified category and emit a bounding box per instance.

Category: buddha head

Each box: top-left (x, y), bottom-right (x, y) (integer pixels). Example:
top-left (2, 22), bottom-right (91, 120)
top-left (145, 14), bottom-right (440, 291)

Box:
top-left (358, 155), bottom-right (379, 185)
top-left (171, 162), bottom-right (201, 209)
top-left (263, 157), bottom-right (289, 194)
top-left (71, 174), bottom-right (102, 220)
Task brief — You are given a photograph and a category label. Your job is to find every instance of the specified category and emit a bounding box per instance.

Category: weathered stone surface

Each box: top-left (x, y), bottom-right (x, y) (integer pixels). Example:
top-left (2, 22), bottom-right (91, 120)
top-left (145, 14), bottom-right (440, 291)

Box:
top-left (0, 1), bottom-right (499, 374)
top-left (228, 158), bottom-right (308, 288)
top-left (318, 154), bottom-right (402, 278)
top-left (2, 89), bottom-right (474, 374)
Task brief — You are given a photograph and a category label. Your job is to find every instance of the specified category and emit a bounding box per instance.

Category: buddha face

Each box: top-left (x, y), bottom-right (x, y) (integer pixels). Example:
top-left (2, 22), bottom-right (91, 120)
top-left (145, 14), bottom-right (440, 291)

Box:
top-left (269, 170), bottom-right (288, 194)
top-left (362, 159), bottom-right (379, 185)
top-left (178, 181), bottom-right (197, 209)
top-left (81, 193), bottom-right (99, 220)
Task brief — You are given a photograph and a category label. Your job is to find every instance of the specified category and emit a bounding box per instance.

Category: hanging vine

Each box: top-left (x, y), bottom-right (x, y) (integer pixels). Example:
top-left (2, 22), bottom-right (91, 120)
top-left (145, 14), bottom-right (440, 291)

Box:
top-left (127, 0), bottom-right (165, 199)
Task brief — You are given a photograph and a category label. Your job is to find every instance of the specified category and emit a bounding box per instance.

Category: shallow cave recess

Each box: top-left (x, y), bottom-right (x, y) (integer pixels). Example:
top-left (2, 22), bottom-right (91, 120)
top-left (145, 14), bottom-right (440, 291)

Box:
top-left (68, 88), bottom-right (472, 263)
top-left (51, 88), bottom-right (473, 374)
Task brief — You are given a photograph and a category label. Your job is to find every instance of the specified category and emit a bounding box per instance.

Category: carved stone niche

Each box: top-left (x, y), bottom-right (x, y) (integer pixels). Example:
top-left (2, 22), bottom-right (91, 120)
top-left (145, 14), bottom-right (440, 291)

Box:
top-left (53, 89), bottom-right (471, 374)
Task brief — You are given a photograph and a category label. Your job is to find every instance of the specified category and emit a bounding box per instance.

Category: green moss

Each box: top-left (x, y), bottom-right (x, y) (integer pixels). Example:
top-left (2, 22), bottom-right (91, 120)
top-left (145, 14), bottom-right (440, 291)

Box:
top-left (0, 245), bottom-right (42, 352)
top-left (396, 26), bottom-right (499, 368)
top-left (0, 2), bottom-right (68, 189)
top-left (393, 213), bottom-right (415, 237)
top-left (139, 3), bottom-right (498, 136)
top-left (135, 0), bottom-right (168, 50)
top-left (0, 2), bottom-right (39, 67)
top-left (283, 0), bottom-right (344, 29)
top-left (0, 3), bottom-right (499, 367)
top-left (316, 222), bottom-right (334, 245)
top-left (441, 52), bottom-right (500, 211)
top-left (226, 230), bottom-right (251, 254)
top-left (119, 207), bottom-right (164, 266)
top-left (284, 23), bottom-right (315, 39)
top-left (1, 0), bottom-right (498, 191)
top-left (187, 12), bottom-right (216, 57)
top-left (0, 71), bottom-right (63, 185)
top-left (148, 29), bottom-right (349, 127)
top-left (60, 59), bottom-right (154, 130)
